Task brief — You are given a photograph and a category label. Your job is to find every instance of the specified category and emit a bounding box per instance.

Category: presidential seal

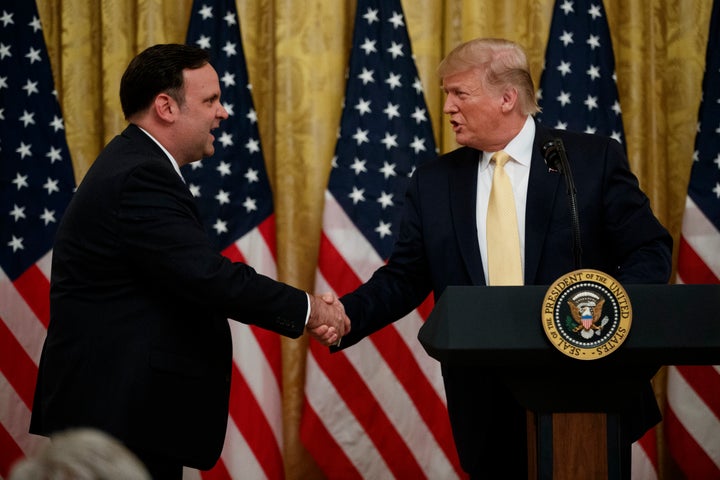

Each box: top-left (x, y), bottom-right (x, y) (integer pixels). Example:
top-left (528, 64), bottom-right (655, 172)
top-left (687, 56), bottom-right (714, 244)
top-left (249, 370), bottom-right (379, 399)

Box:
top-left (542, 269), bottom-right (632, 360)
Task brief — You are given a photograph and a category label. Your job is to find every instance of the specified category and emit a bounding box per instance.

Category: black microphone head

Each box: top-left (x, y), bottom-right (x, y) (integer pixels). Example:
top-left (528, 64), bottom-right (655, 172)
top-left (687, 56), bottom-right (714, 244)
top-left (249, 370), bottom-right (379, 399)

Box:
top-left (542, 139), bottom-right (561, 172)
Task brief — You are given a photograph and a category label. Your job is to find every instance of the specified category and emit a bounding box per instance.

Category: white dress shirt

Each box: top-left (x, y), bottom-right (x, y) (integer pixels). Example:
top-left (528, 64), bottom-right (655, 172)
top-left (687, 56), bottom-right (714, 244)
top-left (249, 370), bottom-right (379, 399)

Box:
top-left (476, 116), bottom-right (535, 282)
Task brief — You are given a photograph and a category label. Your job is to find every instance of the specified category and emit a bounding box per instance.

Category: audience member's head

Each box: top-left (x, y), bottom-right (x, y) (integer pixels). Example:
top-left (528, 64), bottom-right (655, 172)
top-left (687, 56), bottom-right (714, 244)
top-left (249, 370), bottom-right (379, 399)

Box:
top-left (9, 428), bottom-right (151, 480)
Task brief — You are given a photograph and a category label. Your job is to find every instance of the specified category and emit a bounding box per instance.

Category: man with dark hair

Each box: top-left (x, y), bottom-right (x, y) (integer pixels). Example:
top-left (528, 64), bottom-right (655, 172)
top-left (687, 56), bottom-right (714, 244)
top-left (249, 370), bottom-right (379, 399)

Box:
top-left (30, 44), bottom-right (348, 479)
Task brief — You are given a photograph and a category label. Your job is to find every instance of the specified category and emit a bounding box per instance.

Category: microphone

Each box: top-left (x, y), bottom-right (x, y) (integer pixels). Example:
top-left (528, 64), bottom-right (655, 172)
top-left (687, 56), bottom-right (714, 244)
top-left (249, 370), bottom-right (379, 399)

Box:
top-left (541, 138), bottom-right (566, 173)
top-left (542, 138), bottom-right (583, 269)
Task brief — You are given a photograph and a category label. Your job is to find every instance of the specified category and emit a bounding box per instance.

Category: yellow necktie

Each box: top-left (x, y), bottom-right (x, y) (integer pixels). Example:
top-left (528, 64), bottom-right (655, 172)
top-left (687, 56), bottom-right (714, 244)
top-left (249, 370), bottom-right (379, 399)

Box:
top-left (486, 151), bottom-right (523, 286)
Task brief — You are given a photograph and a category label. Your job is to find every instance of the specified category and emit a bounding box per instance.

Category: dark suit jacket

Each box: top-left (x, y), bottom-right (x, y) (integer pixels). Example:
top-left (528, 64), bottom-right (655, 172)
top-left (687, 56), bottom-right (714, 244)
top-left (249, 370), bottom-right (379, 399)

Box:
top-left (30, 125), bottom-right (308, 470)
top-left (337, 121), bottom-right (672, 475)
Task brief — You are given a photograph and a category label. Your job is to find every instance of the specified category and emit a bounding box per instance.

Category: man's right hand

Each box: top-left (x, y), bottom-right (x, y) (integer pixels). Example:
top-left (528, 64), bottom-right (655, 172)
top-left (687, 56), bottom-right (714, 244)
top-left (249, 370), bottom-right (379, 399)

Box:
top-left (306, 293), bottom-right (351, 347)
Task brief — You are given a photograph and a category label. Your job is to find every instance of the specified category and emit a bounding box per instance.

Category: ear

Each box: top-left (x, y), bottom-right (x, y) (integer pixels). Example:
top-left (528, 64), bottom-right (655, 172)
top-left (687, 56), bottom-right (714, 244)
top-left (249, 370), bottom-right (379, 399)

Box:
top-left (500, 86), bottom-right (518, 113)
top-left (153, 93), bottom-right (177, 123)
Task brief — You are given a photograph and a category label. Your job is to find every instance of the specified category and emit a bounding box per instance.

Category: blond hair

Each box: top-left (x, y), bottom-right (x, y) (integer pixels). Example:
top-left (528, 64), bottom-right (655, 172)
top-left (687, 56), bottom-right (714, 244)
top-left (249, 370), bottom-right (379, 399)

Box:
top-left (438, 38), bottom-right (540, 115)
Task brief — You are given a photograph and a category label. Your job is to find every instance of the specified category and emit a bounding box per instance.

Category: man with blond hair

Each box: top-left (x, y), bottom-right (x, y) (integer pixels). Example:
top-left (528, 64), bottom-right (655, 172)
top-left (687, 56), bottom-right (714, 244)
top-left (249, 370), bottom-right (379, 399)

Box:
top-left (332, 38), bottom-right (671, 478)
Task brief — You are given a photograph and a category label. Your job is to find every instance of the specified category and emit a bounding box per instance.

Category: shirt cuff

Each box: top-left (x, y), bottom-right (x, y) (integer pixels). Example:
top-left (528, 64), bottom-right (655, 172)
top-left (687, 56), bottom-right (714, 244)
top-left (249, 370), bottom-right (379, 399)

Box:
top-left (305, 293), bottom-right (311, 326)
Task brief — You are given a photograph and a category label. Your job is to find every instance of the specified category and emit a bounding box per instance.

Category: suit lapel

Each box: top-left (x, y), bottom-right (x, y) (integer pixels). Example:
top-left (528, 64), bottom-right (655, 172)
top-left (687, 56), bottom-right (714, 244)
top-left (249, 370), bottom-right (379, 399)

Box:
top-left (524, 124), bottom-right (562, 284)
top-left (449, 148), bottom-right (486, 285)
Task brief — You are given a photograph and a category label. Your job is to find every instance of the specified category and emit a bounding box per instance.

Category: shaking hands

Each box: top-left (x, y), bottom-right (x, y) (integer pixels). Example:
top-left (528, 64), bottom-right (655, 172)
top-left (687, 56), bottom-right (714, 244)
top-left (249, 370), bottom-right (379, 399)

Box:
top-left (306, 292), bottom-right (351, 347)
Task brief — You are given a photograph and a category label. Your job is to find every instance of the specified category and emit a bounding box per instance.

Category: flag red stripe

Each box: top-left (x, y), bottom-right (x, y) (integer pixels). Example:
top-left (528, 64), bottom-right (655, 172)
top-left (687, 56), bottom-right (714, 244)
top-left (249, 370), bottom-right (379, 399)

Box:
top-left (310, 344), bottom-right (426, 478)
top-left (12, 265), bottom-right (51, 329)
top-left (637, 429), bottom-right (658, 466)
top-left (672, 365), bottom-right (720, 419)
top-left (228, 361), bottom-right (284, 480)
top-left (0, 318), bottom-right (38, 408)
top-left (665, 405), bottom-right (719, 478)
top-left (258, 215), bottom-right (277, 258)
top-left (200, 459), bottom-right (231, 480)
top-left (677, 236), bottom-right (720, 283)
top-left (317, 232), bottom-right (363, 296)
top-left (416, 293), bottom-right (434, 320)
top-left (0, 421), bottom-right (24, 478)
top-left (222, 243), bottom-right (246, 263)
top-left (299, 402), bottom-right (363, 480)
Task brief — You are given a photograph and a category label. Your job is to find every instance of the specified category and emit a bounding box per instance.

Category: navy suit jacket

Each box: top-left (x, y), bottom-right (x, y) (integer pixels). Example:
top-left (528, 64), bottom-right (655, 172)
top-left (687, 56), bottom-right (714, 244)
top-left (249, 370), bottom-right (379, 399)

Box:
top-left (337, 120), bottom-right (672, 475)
top-left (31, 125), bottom-right (308, 470)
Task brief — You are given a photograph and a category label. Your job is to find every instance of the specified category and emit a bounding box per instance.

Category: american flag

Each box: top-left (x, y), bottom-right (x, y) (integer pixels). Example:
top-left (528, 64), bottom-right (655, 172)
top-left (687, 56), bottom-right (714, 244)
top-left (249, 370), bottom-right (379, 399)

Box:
top-left (667, 0), bottom-right (720, 477)
top-left (183, 1), bottom-right (284, 479)
top-left (299, 0), bottom-right (463, 478)
top-left (0, 0), bottom-right (75, 476)
top-left (536, 0), bottom-right (625, 147)
top-left (536, 1), bottom-right (661, 477)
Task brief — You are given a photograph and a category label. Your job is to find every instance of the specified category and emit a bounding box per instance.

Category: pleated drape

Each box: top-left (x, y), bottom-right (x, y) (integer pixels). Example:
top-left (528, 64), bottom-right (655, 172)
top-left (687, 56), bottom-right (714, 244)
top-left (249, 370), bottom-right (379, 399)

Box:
top-left (36, 1), bottom-right (712, 478)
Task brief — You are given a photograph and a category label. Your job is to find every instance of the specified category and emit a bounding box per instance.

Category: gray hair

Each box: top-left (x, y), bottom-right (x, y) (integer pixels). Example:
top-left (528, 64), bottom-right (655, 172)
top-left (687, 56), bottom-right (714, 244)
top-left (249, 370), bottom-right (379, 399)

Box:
top-left (9, 428), bottom-right (151, 480)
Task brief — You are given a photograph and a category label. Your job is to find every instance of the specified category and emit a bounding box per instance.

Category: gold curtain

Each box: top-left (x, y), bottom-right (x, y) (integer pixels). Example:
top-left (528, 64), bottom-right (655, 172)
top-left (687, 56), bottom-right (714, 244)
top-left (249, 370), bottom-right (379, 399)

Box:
top-left (37, 1), bottom-right (712, 478)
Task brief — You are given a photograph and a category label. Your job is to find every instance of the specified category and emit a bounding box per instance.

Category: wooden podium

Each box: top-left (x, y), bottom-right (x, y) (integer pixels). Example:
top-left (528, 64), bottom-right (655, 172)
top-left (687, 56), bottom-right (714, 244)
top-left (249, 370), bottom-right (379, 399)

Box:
top-left (417, 284), bottom-right (720, 480)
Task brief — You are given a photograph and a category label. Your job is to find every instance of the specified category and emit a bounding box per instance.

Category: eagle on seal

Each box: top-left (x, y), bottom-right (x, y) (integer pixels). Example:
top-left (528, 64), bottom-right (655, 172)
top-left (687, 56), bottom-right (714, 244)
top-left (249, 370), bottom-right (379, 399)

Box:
top-left (568, 297), bottom-right (605, 335)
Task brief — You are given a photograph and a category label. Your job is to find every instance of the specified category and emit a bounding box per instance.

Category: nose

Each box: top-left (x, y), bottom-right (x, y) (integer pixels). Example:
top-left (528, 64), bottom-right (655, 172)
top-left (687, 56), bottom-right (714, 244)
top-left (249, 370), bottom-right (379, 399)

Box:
top-left (443, 94), bottom-right (457, 114)
top-left (218, 104), bottom-right (229, 120)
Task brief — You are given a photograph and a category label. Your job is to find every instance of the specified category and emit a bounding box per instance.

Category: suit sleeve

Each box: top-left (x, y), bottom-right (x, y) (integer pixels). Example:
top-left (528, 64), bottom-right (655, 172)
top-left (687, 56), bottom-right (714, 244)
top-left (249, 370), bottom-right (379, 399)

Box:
top-left (117, 160), bottom-right (307, 338)
top-left (337, 171), bottom-right (433, 350)
top-left (599, 138), bottom-right (672, 284)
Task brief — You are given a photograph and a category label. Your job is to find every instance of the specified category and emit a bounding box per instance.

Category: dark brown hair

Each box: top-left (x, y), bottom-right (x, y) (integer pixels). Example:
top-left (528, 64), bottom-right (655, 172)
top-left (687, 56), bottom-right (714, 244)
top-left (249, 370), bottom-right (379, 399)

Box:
top-left (120, 44), bottom-right (210, 119)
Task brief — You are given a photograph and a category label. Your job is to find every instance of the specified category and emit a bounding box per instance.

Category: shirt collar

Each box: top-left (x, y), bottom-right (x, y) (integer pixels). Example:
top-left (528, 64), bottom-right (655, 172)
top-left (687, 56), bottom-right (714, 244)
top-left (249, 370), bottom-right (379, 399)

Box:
top-left (481, 116), bottom-right (535, 168)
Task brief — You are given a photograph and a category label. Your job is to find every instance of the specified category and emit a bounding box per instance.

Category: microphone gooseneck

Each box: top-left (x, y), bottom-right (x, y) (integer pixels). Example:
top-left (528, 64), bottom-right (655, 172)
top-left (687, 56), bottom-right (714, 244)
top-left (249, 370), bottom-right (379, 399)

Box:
top-left (542, 138), bottom-right (583, 269)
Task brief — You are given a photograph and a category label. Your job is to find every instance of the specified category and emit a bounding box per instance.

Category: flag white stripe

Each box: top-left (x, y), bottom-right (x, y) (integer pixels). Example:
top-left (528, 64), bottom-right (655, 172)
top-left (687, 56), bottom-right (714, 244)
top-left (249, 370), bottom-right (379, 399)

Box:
top-left (235, 228), bottom-right (277, 278)
top-left (35, 251), bottom-right (52, 280)
top-left (181, 466), bottom-right (202, 480)
top-left (680, 196), bottom-right (720, 278)
top-left (667, 366), bottom-right (720, 468)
